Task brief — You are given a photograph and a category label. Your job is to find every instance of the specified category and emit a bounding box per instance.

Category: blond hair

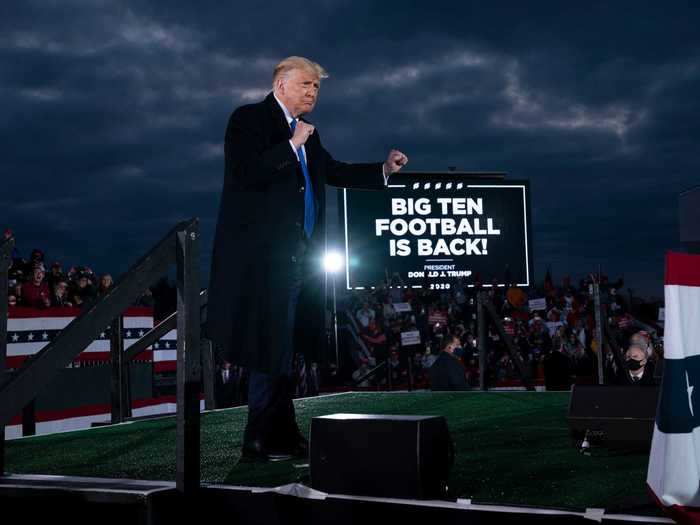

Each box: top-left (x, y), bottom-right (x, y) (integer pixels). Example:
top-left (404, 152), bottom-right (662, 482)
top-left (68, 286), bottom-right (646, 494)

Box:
top-left (272, 56), bottom-right (328, 88)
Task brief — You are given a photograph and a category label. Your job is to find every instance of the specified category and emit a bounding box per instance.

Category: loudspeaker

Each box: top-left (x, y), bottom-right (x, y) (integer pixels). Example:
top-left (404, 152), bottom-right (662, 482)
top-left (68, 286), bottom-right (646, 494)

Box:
top-left (567, 385), bottom-right (659, 448)
top-left (310, 413), bottom-right (452, 499)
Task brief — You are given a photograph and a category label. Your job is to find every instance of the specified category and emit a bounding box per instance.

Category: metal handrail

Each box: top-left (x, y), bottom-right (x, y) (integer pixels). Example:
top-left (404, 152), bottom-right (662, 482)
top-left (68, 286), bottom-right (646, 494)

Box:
top-left (342, 311), bottom-right (371, 356)
top-left (17, 288), bottom-right (213, 431)
top-left (478, 292), bottom-right (534, 391)
top-left (0, 220), bottom-right (183, 417)
top-left (352, 360), bottom-right (387, 386)
top-left (125, 289), bottom-right (207, 363)
top-left (603, 322), bottom-right (628, 375)
top-left (123, 288), bottom-right (215, 411)
top-left (0, 220), bottom-right (201, 494)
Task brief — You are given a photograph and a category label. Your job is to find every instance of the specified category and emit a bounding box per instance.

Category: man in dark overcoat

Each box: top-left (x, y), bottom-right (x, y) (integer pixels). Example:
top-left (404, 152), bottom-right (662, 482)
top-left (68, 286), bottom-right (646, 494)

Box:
top-left (207, 56), bottom-right (408, 461)
top-left (429, 335), bottom-right (469, 391)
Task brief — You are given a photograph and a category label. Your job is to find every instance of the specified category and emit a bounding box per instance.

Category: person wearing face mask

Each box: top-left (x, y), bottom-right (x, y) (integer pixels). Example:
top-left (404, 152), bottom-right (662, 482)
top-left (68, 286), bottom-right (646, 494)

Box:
top-left (428, 335), bottom-right (468, 391)
top-left (617, 343), bottom-right (656, 386)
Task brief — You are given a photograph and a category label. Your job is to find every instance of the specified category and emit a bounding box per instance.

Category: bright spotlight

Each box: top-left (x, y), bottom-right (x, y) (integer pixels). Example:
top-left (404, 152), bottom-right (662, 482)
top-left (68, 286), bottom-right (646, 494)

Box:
top-left (323, 251), bottom-right (344, 273)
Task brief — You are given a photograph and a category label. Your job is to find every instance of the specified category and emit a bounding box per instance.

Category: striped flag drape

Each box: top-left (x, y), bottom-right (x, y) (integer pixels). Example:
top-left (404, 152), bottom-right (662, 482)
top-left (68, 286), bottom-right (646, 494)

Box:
top-left (6, 306), bottom-right (177, 372)
top-left (647, 252), bottom-right (700, 524)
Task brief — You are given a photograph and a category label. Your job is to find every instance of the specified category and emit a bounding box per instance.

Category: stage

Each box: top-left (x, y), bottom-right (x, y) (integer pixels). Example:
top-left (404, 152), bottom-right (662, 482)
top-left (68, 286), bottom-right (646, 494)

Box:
top-left (2, 391), bottom-right (669, 523)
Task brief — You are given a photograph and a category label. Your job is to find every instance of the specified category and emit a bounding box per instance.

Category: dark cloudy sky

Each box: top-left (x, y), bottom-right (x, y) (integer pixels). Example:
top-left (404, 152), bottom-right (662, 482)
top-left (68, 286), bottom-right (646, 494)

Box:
top-left (2, 1), bottom-right (699, 298)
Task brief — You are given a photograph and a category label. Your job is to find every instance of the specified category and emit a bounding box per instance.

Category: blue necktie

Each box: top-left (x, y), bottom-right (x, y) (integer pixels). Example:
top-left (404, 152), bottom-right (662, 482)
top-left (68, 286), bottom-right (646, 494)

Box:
top-left (290, 119), bottom-right (315, 238)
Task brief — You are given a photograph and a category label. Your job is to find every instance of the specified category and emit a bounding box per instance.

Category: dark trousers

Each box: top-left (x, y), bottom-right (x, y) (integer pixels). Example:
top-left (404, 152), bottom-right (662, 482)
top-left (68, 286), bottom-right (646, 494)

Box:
top-left (244, 241), bottom-right (306, 450)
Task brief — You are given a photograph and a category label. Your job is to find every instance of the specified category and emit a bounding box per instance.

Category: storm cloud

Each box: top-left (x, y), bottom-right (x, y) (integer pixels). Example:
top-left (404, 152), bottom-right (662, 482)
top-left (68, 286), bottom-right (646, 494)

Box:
top-left (2, 1), bottom-right (699, 296)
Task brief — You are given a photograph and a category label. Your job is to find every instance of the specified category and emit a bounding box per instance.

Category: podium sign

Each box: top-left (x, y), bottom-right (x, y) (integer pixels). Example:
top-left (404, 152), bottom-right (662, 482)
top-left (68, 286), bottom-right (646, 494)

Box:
top-left (343, 173), bottom-right (532, 291)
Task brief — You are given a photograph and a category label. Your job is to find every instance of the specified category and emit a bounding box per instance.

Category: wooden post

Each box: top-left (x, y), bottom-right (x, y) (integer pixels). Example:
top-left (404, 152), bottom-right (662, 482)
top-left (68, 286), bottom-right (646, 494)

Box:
top-left (175, 221), bottom-right (201, 494)
top-left (110, 315), bottom-right (129, 423)
top-left (22, 400), bottom-right (36, 436)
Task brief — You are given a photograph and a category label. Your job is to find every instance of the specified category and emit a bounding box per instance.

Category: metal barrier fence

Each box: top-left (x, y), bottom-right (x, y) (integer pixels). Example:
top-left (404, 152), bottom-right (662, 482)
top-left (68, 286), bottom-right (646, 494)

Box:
top-left (0, 219), bottom-right (202, 494)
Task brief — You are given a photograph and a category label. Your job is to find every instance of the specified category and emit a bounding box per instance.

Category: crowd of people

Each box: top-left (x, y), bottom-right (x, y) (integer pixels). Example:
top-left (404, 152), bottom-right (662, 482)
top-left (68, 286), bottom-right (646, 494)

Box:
top-left (4, 228), bottom-right (663, 399)
top-left (4, 229), bottom-right (155, 311)
top-left (343, 272), bottom-right (663, 390)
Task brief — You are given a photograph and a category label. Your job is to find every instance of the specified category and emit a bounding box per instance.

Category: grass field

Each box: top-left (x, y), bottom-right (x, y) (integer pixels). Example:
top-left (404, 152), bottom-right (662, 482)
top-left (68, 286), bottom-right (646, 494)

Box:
top-left (4, 391), bottom-right (652, 511)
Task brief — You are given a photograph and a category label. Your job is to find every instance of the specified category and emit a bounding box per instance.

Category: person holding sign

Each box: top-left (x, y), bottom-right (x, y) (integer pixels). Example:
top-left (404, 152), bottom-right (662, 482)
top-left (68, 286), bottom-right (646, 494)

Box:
top-left (207, 56), bottom-right (408, 462)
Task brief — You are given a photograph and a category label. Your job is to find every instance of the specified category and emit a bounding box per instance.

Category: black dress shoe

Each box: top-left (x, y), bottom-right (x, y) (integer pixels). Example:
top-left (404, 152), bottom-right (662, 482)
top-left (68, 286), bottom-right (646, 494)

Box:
top-left (240, 439), bottom-right (293, 463)
top-left (251, 434), bottom-right (308, 460)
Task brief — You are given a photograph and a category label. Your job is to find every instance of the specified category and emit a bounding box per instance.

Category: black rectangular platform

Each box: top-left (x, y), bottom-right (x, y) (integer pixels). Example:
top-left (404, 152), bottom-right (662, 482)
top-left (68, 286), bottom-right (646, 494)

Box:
top-left (0, 474), bottom-right (178, 523)
top-left (0, 475), bottom-right (672, 525)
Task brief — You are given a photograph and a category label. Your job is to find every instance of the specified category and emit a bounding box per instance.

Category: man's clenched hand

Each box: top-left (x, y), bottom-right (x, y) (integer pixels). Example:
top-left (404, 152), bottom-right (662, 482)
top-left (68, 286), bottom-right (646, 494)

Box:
top-left (291, 121), bottom-right (315, 149)
top-left (383, 149), bottom-right (408, 175)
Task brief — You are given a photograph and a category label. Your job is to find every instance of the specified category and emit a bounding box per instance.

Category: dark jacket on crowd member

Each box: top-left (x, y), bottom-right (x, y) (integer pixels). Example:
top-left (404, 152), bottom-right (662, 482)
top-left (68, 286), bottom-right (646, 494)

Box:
top-left (206, 92), bottom-right (384, 375)
top-left (215, 366), bottom-right (239, 408)
top-left (615, 360), bottom-right (657, 386)
top-left (47, 269), bottom-right (65, 289)
top-left (72, 283), bottom-right (96, 304)
top-left (429, 352), bottom-right (468, 391)
top-left (51, 293), bottom-right (72, 308)
top-left (543, 349), bottom-right (571, 391)
top-left (572, 349), bottom-right (596, 378)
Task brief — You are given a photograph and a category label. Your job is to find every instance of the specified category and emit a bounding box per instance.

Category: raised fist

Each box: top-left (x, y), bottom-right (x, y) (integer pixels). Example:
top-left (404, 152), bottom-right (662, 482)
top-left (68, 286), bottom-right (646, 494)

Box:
top-left (383, 149), bottom-right (408, 175)
top-left (291, 121), bottom-right (315, 149)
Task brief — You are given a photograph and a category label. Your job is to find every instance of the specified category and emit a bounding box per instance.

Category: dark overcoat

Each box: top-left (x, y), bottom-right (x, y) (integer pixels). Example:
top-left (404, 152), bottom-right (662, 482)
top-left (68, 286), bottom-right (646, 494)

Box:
top-left (429, 352), bottom-right (469, 391)
top-left (207, 92), bottom-right (384, 374)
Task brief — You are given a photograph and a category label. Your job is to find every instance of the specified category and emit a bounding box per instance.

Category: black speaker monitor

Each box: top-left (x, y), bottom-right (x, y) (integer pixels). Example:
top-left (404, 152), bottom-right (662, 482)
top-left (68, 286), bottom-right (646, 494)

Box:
top-left (567, 385), bottom-right (659, 448)
top-left (310, 413), bottom-right (451, 499)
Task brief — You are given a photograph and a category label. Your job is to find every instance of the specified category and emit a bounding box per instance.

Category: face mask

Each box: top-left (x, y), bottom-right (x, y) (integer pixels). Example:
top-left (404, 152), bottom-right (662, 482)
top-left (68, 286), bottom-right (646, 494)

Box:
top-left (453, 347), bottom-right (465, 358)
top-left (626, 358), bottom-right (644, 371)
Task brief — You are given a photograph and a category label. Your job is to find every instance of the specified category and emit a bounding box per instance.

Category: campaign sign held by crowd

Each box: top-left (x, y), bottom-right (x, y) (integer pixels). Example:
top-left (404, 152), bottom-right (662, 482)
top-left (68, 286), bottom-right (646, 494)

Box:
top-left (400, 330), bottom-right (421, 347)
top-left (343, 173), bottom-right (532, 291)
top-left (528, 298), bottom-right (547, 311)
top-left (393, 302), bottom-right (413, 313)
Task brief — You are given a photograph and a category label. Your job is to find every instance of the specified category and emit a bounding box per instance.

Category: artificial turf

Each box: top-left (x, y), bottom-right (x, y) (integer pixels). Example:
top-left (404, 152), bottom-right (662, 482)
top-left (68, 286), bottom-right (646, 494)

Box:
top-left (4, 391), bottom-right (652, 511)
